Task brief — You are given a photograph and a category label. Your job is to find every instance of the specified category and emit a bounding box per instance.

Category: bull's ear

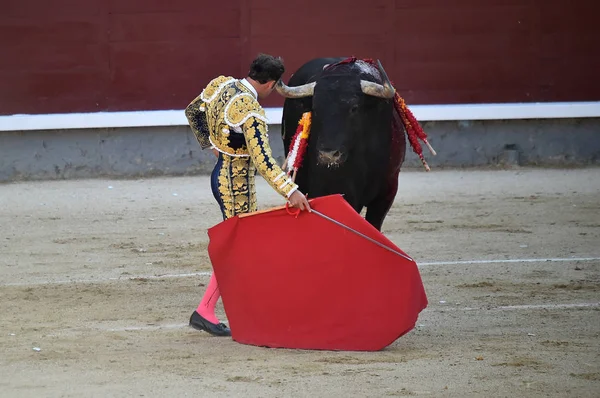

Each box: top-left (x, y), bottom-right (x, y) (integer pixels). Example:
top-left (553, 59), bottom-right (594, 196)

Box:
top-left (322, 64), bottom-right (330, 70)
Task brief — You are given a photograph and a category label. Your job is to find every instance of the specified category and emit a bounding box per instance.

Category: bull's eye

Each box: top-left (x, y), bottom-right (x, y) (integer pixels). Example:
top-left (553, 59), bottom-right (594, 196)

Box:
top-left (350, 105), bottom-right (359, 114)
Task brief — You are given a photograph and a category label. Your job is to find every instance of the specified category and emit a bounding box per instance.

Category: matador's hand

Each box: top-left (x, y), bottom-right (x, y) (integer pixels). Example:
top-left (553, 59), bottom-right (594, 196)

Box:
top-left (288, 190), bottom-right (311, 212)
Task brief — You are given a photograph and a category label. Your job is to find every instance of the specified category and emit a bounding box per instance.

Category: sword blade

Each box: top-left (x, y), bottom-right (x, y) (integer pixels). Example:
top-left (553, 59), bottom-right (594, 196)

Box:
top-left (310, 209), bottom-right (414, 262)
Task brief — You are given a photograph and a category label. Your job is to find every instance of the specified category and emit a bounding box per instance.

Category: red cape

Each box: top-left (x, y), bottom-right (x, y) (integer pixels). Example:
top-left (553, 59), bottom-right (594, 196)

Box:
top-left (207, 194), bottom-right (428, 351)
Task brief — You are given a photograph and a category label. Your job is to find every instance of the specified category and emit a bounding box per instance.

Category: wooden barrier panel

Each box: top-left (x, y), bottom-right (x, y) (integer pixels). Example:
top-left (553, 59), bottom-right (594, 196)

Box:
top-left (0, 0), bottom-right (598, 115)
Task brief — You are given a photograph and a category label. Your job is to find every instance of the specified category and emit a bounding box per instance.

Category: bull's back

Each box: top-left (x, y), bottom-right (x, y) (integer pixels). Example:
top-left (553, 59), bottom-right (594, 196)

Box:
top-left (288, 57), bottom-right (345, 86)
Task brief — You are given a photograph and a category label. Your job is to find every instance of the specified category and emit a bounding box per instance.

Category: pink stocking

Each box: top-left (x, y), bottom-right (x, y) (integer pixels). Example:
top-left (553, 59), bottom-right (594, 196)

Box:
top-left (196, 274), bottom-right (221, 324)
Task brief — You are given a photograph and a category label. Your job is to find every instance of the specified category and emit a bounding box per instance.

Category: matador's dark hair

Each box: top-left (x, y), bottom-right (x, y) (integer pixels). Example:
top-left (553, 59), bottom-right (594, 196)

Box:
top-left (248, 53), bottom-right (285, 84)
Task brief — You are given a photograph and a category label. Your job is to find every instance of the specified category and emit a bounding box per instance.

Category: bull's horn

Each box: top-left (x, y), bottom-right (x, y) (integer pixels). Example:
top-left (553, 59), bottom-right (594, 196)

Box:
top-left (360, 59), bottom-right (395, 99)
top-left (275, 80), bottom-right (315, 98)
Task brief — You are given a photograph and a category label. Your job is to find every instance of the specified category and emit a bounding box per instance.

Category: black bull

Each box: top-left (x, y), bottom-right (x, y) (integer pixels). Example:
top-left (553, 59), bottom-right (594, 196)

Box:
top-left (276, 58), bottom-right (406, 231)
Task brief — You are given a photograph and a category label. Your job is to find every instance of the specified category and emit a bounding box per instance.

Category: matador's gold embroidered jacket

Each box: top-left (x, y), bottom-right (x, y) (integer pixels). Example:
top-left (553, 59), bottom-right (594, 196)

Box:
top-left (185, 76), bottom-right (298, 198)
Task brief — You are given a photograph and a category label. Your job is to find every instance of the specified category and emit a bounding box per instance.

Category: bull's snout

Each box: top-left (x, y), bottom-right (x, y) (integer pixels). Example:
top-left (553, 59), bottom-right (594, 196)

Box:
top-left (318, 150), bottom-right (347, 167)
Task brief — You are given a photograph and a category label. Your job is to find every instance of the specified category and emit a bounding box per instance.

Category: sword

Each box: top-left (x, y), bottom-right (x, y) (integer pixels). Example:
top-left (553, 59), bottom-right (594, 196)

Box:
top-left (310, 209), bottom-right (414, 262)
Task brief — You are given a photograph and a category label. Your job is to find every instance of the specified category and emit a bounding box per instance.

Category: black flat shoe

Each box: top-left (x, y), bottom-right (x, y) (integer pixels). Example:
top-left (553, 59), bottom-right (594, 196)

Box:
top-left (189, 311), bottom-right (231, 337)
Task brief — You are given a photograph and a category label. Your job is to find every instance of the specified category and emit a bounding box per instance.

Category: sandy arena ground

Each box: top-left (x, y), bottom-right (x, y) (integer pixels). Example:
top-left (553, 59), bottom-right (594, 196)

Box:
top-left (0, 168), bottom-right (599, 397)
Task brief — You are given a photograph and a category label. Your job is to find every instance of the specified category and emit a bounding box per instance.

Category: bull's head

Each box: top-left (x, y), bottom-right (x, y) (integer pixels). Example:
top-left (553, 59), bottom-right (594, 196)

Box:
top-left (276, 60), bottom-right (395, 167)
top-left (275, 60), bottom-right (395, 100)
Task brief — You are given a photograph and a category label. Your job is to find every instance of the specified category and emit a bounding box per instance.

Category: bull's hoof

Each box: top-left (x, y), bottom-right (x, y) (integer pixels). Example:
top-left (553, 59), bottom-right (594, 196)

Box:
top-left (189, 311), bottom-right (231, 337)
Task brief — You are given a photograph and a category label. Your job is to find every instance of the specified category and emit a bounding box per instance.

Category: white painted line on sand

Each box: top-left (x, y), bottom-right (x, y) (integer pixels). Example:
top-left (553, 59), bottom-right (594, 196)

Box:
top-left (429, 302), bottom-right (600, 312)
top-left (105, 323), bottom-right (188, 332)
top-left (418, 257), bottom-right (600, 266)
top-left (2, 257), bottom-right (598, 287)
top-left (2, 271), bottom-right (212, 287)
top-left (494, 303), bottom-right (599, 310)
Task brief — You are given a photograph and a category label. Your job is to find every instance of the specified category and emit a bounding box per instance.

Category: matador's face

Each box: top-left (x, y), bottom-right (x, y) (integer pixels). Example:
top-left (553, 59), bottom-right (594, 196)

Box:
top-left (257, 81), bottom-right (278, 100)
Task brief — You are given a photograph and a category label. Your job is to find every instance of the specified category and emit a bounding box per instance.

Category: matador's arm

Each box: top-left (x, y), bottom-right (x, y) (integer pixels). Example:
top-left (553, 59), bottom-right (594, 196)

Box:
top-left (242, 117), bottom-right (298, 199)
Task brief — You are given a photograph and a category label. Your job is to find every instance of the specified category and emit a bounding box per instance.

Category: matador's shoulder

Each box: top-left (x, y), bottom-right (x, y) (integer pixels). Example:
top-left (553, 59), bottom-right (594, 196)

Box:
top-left (224, 92), bottom-right (269, 128)
top-left (200, 75), bottom-right (236, 103)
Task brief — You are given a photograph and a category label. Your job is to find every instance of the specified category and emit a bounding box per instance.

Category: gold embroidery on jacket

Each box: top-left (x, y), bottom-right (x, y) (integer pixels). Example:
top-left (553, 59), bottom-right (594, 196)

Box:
top-left (242, 118), bottom-right (297, 198)
top-left (187, 76), bottom-right (298, 202)
top-left (215, 155), bottom-right (257, 219)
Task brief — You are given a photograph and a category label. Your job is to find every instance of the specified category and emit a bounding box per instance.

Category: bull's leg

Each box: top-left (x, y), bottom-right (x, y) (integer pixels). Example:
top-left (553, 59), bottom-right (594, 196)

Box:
top-left (365, 172), bottom-right (400, 231)
top-left (341, 194), bottom-right (362, 216)
top-left (365, 196), bottom-right (395, 231)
